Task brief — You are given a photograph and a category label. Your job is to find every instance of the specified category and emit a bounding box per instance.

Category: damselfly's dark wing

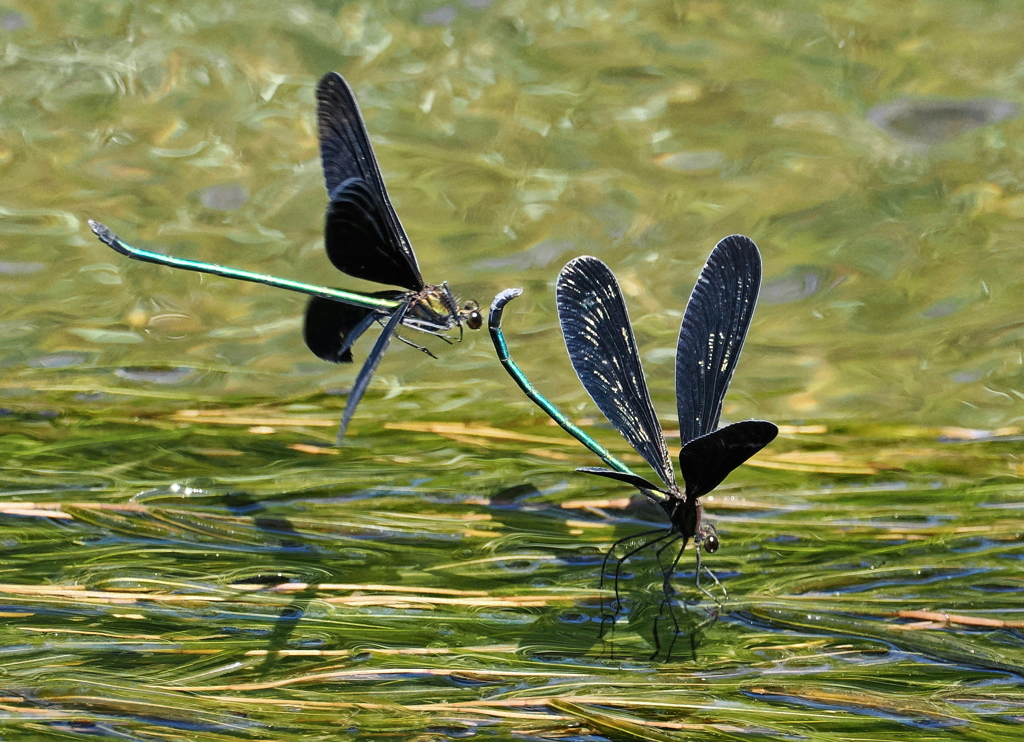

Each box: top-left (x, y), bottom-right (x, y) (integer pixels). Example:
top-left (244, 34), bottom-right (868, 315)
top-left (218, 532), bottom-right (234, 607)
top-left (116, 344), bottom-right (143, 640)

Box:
top-left (577, 466), bottom-right (664, 493)
top-left (675, 235), bottom-right (763, 445)
top-left (677, 420), bottom-right (778, 498)
top-left (557, 256), bottom-right (676, 489)
top-left (304, 297), bottom-right (376, 363)
top-left (303, 292), bottom-right (400, 363)
top-left (675, 235), bottom-right (777, 498)
top-left (317, 72), bottom-right (424, 291)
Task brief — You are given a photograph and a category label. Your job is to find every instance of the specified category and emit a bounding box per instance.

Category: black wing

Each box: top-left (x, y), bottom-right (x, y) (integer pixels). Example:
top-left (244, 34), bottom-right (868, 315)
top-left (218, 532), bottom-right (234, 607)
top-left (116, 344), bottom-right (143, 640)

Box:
top-left (317, 72), bottom-right (423, 291)
top-left (677, 420), bottom-right (777, 499)
top-left (577, 467), bottom-right (664, 494)
top-left (556, 256), bottom-right (676, 489)
top-left (304, 296), bottom-right (384, 363)
top-left (676, 235), bottom-right (763, 445)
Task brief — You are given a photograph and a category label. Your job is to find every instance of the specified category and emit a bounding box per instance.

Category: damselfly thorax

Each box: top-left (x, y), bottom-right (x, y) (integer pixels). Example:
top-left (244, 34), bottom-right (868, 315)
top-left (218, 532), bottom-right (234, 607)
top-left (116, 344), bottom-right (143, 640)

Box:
top-left (403, 282), bottom-right (482, 336)
top-left (660, 491), bottom-right (719, 556)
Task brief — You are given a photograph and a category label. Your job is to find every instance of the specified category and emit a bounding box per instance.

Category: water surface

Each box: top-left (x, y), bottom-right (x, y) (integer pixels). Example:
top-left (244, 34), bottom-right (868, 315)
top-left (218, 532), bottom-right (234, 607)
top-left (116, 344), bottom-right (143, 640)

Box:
top-left (1, 1), bottom-right (1022, 739)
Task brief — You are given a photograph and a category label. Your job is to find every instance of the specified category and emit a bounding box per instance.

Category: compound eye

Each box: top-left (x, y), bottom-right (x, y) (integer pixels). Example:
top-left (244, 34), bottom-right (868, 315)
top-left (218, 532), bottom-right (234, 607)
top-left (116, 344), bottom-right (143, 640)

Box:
top-left (464, 302), bottom-right (483, 330)
top-left (703, 533), bottom-right (720, 553)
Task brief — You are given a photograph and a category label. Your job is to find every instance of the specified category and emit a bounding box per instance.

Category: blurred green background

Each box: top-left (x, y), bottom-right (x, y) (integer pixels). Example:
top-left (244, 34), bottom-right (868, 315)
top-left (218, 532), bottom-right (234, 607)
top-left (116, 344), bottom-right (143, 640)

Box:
top-left (8, 0), bottom-right (1024, 429)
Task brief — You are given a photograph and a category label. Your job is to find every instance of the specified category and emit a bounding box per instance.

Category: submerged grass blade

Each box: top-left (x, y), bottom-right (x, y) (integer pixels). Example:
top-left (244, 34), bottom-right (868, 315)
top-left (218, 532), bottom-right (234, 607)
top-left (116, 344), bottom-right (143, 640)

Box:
top-left (741, 605), bottom-right (1024, 675)
top-left (550, 699), bottom-right (691, 741)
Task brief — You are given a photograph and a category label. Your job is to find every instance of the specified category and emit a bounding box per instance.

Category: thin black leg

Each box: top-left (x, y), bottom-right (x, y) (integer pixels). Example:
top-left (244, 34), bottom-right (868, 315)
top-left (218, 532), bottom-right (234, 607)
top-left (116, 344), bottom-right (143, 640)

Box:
top-left (598, 529), bottom-right (671, 645)
top-left (651, 539), bottom-right (686, 661)
top-left (694, 545), bottom-right (727, 603)
top-left (392, 331), bottom-right (439, 358)
top-left (654, 534), bottom-right (684, 596)
top-left (612, 531), bottom-right (674, 623)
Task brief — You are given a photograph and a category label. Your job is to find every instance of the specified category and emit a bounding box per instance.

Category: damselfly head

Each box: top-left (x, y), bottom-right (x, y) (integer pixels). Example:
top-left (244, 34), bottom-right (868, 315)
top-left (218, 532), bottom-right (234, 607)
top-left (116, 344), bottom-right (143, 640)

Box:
top-left (697, 522), bottom-right (719, 554)
top-left (432, 282), bottom-right (481, 331)
top-left (461, 299), bottom-right (483, 330)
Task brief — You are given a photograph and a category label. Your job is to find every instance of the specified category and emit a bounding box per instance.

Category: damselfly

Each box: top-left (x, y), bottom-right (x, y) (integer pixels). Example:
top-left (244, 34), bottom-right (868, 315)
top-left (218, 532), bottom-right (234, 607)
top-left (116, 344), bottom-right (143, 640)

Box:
top-left (488, 237), bottom-right (777, 632)
top-left (91, 72), bottom-right (481, 440)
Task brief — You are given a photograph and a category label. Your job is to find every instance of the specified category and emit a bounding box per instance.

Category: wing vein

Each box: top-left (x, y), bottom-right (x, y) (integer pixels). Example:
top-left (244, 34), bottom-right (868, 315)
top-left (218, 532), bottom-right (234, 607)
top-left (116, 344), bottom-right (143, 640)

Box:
top-left (556, 256), bottom-right (675, 488)
top-left (676, 235), bottom-right (763, 444)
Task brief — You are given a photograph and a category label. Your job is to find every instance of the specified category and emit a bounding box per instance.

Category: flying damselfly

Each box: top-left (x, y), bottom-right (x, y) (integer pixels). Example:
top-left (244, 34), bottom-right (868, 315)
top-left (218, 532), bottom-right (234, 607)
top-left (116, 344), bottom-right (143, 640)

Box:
top-left (91, 71), bottom-right (481, 440)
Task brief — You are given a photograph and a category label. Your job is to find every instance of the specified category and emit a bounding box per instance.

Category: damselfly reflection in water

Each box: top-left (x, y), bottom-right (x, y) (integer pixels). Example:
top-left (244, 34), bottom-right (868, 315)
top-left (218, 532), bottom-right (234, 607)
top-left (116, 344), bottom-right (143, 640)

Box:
top-left (489, 237), bottom-right (777, 655)
top-left (90, 72), bottom-right (481, 440)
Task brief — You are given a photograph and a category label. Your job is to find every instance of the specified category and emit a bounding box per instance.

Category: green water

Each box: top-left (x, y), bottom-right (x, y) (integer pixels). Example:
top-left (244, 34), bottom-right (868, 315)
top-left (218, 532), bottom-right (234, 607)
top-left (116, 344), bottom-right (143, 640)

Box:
top-left (1, 0), bottom-right (1023, 738)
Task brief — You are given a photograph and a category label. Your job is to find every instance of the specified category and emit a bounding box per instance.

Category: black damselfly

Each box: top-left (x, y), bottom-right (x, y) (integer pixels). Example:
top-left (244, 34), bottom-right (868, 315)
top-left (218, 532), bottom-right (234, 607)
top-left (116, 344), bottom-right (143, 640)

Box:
top-left (90, 72), bottom-right (481, 440)
top-left (489, 236), bottom-right (777, 643)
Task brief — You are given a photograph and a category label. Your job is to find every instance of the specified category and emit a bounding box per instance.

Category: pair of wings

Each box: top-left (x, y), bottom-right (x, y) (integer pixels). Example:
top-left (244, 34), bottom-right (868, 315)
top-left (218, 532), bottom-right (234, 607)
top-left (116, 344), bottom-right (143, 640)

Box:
top-left (304, 72), bottom-right (425, 367)
top-left (306, 73), bottom-right (434, 438)
top-left (556, 237), bottom-right (778, 499)
top-left (316, 71), bottom-right (424, 293)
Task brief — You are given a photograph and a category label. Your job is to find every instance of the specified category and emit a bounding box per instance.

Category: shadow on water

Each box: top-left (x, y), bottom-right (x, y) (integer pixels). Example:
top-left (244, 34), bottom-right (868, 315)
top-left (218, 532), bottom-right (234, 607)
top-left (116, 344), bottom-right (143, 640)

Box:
top-left (597, 495), bottom-right (725, 660)
top-left (221, 491), bottom-right (323, 677)
top-left (488, 483), bottom-right (721, 662)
